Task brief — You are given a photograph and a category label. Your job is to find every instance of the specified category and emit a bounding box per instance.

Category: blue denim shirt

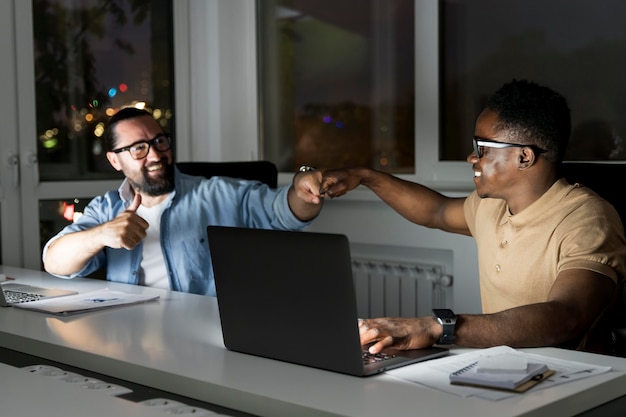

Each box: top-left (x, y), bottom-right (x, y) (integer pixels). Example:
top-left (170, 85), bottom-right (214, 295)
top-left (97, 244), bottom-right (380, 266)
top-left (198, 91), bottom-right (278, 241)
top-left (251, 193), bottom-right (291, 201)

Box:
top-left (42, 169), bottom-right (311, 296)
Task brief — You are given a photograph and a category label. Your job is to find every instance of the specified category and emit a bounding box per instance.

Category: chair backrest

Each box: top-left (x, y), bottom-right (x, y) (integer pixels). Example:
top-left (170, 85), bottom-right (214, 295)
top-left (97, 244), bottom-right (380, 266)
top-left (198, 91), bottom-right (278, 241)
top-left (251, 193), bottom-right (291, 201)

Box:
top-left (561, 162), bottom-right (626, 224)
top-left (176, 160), bottom-right (279, 188)
top-left (561, 162), bottom-right (626, 357)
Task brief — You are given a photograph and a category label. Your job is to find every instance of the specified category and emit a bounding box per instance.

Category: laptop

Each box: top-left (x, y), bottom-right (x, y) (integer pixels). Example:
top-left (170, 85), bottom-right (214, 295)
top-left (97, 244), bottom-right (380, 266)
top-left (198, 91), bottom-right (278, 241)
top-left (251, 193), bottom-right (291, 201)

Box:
top-left (206, 226), bottom-right (448, 377)
top-left (0, 282), bottom-right (78, 307)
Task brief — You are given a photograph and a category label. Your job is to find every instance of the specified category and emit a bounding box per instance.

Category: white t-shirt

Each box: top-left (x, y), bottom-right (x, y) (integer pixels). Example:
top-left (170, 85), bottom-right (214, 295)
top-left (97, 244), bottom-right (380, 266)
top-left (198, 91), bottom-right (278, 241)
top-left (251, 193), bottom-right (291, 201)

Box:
top-left (135, 195), bottom-right (173, 289)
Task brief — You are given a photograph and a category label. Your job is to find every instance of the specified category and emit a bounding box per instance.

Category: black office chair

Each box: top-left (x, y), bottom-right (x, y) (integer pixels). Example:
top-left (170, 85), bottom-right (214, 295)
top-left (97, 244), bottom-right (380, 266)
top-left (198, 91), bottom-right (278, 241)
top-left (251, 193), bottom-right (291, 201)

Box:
top-left (176, 160), bottom-right (279, 188)
top-left (561, 162), bottom-right (626, 357)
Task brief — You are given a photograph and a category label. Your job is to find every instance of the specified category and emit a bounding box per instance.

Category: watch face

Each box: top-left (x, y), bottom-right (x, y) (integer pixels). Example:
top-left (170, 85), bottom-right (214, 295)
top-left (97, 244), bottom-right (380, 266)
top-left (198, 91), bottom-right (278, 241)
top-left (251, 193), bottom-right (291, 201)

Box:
top-left (433, 309), bottom-right (456, 319)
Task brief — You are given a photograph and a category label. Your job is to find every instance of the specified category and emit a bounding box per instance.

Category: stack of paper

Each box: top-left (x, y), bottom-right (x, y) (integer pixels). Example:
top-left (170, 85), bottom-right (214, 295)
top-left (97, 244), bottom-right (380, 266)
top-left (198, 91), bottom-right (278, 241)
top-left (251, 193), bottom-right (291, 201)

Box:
top-left (387, 346), bottom-right (612, 401)
top-left (13, 288), bottom-right (159, 315)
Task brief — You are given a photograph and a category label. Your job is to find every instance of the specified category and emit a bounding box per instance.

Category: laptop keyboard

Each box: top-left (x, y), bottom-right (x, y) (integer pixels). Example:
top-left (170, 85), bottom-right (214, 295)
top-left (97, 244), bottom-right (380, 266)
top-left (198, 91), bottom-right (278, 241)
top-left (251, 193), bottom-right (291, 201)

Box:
top-left (362, 349), bottom-right (397, 365)
top-left (4, 290), bottom-right (43, 304)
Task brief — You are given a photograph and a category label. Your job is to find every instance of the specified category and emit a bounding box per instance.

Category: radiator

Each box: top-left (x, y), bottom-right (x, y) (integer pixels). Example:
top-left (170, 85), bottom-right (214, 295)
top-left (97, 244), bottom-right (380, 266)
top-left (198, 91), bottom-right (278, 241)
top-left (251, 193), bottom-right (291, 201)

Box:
top-left (351, 257), bottom-right (453, 318)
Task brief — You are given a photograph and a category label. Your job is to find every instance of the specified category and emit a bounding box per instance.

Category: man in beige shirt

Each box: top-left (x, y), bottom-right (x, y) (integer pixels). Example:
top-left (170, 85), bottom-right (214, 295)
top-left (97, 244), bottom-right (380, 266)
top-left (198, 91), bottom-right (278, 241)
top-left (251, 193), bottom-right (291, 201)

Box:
top-left (321, 79), bottom-right (626, 354)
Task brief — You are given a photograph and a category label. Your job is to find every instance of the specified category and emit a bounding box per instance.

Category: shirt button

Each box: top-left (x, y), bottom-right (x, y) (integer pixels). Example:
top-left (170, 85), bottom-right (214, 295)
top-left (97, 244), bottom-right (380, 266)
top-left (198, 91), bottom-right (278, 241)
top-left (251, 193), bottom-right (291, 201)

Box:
top-left (495, 264), bottom-right (501, 272)
top-left (500, 240), bottom-right (508, 248)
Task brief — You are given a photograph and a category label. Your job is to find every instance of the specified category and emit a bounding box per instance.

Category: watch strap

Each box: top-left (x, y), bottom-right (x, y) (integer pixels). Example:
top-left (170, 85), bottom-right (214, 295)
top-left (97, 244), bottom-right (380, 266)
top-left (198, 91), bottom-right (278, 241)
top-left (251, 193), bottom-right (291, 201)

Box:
top-left (433, 308), bottom-right (456, 345)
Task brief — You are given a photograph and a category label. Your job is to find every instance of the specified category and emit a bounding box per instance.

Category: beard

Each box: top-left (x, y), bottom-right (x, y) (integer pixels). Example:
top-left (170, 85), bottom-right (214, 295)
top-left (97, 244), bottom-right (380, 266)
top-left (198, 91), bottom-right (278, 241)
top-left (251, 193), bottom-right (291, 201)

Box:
top-left (129, 159), bottom-right (175, 196)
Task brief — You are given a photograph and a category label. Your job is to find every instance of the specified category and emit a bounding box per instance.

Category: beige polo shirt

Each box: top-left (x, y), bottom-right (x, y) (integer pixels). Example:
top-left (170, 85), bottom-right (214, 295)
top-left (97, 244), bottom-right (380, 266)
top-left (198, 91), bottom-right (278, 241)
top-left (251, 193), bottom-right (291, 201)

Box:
top-left (464, 178), bottom-right (626, 314)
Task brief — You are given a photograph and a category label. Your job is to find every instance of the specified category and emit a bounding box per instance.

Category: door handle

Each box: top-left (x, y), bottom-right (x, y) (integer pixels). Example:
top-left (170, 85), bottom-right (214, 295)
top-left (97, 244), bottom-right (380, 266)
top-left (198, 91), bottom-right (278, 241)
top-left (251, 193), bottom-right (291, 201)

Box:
top-left (8, 152), bottom-right (19, 188)
top-left (27, 151), bottom-right (39, 185)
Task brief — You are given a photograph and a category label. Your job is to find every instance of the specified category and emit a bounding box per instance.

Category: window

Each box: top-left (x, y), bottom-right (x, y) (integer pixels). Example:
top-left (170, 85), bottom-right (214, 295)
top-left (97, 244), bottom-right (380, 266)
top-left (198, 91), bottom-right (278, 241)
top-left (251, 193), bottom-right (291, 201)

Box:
top-left (33, 0), bottom-right (175, 181)
top-left (258, 0), bottom-right (415, 173)
top-left (441, 0), bottom-right (626, 161)
top-left (257, 0), bottom-right (626, 188)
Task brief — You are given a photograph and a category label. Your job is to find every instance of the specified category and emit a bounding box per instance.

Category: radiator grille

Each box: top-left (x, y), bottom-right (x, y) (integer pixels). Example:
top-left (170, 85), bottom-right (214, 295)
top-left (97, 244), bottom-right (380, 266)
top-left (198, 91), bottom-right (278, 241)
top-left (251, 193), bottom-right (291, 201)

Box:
top-left (351, 257), bottom-right (453, 318)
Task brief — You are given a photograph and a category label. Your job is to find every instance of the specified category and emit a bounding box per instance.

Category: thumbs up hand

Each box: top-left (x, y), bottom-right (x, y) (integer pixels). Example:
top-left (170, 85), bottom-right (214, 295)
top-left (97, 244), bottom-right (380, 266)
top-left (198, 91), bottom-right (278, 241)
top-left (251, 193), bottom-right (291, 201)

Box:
top-left (100, 193), bottom-right (149, 250)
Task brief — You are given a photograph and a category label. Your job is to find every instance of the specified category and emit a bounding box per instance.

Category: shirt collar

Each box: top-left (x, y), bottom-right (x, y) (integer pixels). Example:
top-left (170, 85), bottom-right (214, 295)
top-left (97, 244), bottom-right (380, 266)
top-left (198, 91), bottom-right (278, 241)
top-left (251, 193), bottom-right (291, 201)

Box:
top-left (504, 178), bottom-right (572, 226)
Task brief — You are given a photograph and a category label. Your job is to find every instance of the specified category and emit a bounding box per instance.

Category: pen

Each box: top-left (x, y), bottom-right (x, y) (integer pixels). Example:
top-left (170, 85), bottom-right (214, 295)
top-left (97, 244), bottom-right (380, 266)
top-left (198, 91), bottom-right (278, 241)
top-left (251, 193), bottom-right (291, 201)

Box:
top-left (559, 369), bottom-right (592, 379)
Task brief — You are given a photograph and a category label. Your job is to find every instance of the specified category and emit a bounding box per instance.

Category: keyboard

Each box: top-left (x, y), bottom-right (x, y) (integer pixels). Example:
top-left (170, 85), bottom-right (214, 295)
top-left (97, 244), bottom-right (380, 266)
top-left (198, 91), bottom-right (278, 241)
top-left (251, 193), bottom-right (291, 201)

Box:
top-left (4, 290), bottom-right (43, 304)
top-left (362, 349), bottom-right (397, 365)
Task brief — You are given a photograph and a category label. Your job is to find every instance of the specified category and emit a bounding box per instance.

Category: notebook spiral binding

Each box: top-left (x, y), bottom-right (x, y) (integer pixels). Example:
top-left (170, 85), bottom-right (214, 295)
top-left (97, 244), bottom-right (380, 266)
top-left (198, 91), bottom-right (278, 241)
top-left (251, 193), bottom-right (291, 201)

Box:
top-left (450, 361), bottom-right (478, 376)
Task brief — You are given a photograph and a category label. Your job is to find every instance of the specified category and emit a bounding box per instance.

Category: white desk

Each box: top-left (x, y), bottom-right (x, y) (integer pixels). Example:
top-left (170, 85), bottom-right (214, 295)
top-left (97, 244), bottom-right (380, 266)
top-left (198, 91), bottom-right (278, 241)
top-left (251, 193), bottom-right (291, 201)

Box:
top-left (1, 265), bottom-right (625, 417)
top-left (0, 361), bottom-right (188, 417)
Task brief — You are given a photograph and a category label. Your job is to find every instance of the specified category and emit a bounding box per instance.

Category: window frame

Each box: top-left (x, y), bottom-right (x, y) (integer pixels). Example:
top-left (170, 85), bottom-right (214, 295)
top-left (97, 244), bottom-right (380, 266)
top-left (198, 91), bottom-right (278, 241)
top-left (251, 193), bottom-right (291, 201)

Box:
top-left (412, 0), bottom-right (473, 192)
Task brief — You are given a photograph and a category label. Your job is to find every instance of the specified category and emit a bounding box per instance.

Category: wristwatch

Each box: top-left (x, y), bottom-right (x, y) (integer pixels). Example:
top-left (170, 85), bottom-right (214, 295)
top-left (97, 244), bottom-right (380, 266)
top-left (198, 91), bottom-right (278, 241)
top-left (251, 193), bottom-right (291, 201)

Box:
top-left (432, 308), bottom-right (456, 345)
top-left (298, 165), bottom-right (317, 173)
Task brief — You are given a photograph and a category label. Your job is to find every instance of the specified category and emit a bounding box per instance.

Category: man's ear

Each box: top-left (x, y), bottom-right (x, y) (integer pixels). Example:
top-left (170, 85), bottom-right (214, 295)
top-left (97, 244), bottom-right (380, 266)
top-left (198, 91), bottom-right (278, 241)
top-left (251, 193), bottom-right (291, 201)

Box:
top-left (518, 146), bottom-right (537, 170)
top-left (106, 152), bottom-right (123, 172)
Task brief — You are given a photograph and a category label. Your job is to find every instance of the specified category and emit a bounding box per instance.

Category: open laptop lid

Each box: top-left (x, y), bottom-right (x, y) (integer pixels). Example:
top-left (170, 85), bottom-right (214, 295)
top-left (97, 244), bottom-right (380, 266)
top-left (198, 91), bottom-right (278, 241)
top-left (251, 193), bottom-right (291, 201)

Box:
top-left (207, 226), bottom-right (447, 376)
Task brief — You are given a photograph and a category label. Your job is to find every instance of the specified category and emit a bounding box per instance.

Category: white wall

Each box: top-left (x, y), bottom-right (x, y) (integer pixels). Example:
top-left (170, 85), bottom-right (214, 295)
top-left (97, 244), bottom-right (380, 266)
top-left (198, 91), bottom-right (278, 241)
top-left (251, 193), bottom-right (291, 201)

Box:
top-left (307, 194), bottom-right (481, 314)
top-left (174, 0), bottom-right (259, 163)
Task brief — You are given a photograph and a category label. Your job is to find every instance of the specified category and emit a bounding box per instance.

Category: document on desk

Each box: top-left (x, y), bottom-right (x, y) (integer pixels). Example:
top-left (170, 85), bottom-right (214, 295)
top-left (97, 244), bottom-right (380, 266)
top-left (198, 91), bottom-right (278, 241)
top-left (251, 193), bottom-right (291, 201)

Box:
top-left (13, 288), bottom-right (159, 315)
top-left (386, 345), bottom-right (612, 401)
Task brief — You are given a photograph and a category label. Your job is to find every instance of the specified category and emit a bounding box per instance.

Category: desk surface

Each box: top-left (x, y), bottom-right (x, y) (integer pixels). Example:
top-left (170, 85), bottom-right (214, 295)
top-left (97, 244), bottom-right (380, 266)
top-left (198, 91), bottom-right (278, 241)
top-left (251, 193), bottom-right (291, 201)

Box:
top-left (0, 361), bottom-right (186, 417)
top-left (1, 265), bottom-right (625, 417)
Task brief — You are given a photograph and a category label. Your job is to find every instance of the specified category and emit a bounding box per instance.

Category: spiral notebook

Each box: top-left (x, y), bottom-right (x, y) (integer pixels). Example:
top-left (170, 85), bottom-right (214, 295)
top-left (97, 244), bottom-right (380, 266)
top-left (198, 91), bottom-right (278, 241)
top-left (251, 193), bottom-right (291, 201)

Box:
top-left (450, 359), bottom-right (554, 392)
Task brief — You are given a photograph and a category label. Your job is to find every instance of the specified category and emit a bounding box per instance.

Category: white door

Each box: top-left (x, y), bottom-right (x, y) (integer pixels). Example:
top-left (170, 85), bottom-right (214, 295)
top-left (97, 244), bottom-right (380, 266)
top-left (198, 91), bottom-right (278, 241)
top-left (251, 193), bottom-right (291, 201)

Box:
top-left (0, 1), bottom-right (25, 267)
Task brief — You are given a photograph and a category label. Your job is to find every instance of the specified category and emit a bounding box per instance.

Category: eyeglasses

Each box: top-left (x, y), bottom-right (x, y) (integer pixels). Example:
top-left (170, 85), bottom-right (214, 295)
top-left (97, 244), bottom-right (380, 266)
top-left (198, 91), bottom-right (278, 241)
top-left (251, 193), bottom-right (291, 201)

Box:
top-left (472, 136), bottom-right (545, 158)
top-left (112, 134), bottom-right (171, 160)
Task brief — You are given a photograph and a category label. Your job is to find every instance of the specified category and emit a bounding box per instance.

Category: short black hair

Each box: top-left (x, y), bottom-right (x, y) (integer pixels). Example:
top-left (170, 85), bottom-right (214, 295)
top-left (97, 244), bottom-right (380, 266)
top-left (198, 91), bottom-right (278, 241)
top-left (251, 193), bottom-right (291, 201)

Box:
top-left (103, 107), bottom-right (156, 152)
top-left (486, 79), bottom-right (571, 164)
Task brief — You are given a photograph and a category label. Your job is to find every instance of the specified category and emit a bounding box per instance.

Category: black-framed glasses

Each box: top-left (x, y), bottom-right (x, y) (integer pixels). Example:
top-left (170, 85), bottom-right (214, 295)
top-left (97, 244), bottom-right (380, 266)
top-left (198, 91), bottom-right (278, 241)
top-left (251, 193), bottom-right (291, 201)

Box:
top-left (472, 136), bottom-right (545, 158)
top-left (112, 134), bottom-right (172, 160)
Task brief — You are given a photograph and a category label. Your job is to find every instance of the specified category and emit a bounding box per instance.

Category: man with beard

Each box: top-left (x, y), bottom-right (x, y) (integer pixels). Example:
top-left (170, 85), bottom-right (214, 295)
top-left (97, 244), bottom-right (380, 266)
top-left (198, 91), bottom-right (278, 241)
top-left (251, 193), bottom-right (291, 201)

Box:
top-left (43, 108), bottom-right (324, 296)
